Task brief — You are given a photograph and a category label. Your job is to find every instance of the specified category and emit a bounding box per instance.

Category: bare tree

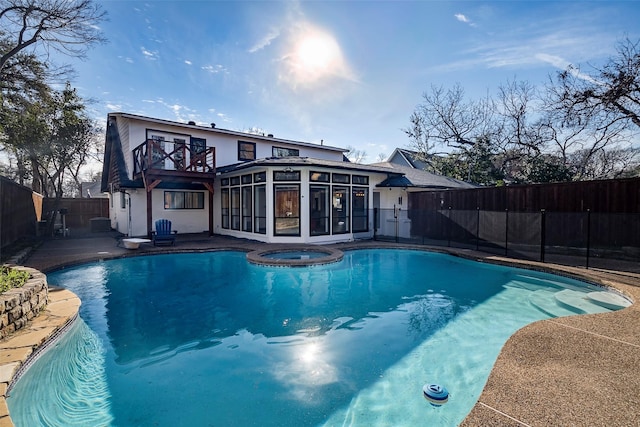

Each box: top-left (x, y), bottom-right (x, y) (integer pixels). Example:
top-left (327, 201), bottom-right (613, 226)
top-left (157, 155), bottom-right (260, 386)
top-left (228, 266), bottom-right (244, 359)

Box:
top-left (345, 145), bottom-right (367, 163)
top-left (407, 65), bottom-right (638, 183)
top-left (405, 84), bottom-right (496, 155)
top-left (552, 37), bottom-right (640, 130)
top-left (0, 0), bottom-right (106, 74)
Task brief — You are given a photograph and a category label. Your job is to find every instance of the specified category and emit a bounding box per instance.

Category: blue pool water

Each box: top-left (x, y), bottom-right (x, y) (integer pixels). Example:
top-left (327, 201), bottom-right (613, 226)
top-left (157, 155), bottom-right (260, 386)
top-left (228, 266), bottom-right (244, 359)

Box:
top-left (7, 250), bottom-right (628, 426)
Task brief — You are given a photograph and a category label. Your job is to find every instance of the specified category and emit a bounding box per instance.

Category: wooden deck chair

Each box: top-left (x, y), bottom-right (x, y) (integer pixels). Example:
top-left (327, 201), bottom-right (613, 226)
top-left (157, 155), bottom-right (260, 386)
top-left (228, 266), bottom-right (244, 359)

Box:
top-left (152, 219), bottom-right (177, 246)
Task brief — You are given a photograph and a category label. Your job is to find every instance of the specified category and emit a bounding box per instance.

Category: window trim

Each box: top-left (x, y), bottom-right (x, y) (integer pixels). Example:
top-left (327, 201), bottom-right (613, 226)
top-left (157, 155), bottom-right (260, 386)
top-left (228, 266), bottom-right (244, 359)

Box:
top-left (310, 171), bottom-right (330, 182)
top-left (272, 146), bottom-right (300, 157)
top-left (221, 188), bottom-right (230, 229)
top-left (331, 186), bottom-right (350, 234)
top-left (351, 186), bottom-right (369, 232)
top-left (238, 140), bottom-right (256, 161)
top-left (273, 183), bottom-right (301, 237)
top-left (309, 184), bottom-right (330, 236)
top-left (163, 191), bottom-right (205, 209)
top-left (332, 173), bottom-right (350, 184)
top-left (273, 170), bottom-right (301, 181)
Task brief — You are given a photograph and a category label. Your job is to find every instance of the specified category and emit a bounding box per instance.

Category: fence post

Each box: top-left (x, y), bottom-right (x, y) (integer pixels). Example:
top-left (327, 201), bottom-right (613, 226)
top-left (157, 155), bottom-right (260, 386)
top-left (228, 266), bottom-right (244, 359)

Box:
top-left (540, 209), bottom-right (546, 263)
top-left (476, 207), bottom-right (480, 251)
top-left (504, 209), bottom-right (509, 256)
top-left (586, 209), bottom-right (591, 269)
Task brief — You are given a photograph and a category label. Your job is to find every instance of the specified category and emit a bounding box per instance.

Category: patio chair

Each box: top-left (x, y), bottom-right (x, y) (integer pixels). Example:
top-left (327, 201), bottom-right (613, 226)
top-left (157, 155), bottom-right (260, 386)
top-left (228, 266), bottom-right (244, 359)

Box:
top-left (152, 219), bottom-right (177, 246)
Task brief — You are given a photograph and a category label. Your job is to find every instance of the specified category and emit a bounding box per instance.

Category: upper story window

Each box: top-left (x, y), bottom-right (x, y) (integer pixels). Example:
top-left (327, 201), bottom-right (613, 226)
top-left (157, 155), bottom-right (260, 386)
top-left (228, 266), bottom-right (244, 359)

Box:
top-left (238, 141), bottom-right (256, 161)
top-left (272, 147), bottom-right (299, 157)
top-left (190, 137), bottom-right (206, 154)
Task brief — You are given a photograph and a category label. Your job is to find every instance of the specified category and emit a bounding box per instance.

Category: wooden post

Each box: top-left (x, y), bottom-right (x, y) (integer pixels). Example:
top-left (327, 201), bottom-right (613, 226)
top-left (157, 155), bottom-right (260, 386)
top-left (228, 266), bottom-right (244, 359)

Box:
top-left (146, 188), bottom-right (153, 238)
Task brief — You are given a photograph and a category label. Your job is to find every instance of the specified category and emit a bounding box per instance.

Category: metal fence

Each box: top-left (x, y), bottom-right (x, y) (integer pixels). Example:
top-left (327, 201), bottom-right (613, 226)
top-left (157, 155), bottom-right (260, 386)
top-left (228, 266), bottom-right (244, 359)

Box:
top-left (373, 208), bottom-right (640, 273)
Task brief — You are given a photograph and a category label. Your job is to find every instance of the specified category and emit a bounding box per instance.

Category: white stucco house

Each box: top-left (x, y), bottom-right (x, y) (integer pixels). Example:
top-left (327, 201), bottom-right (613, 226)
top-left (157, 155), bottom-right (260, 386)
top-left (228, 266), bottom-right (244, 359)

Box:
top-left (101, 112), bottom-right (471, 244)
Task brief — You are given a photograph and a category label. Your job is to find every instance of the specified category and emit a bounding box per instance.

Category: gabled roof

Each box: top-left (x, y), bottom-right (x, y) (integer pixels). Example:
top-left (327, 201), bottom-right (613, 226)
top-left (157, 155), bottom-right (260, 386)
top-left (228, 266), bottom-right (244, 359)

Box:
top-left (371, 162), bottom-right (477, 189)
top-left (101, 115), bottom-right (140, 192)
top-left (387, 148), bottom-right (430, 170)
top-left (109, 112), bottom-right (347, 154)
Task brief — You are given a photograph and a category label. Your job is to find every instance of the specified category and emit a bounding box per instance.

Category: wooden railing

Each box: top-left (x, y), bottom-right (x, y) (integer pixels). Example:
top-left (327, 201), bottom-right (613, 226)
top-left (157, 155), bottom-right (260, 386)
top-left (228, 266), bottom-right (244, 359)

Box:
top-left (132, 139), bottom-right (216, 177)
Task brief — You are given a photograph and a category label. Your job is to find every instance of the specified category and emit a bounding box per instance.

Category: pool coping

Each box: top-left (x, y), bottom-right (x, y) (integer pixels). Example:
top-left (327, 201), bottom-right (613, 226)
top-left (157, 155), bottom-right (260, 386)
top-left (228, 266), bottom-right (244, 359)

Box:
top-left (246, 246), bottom-right (343, 266)
top-left (3, 235), bottom-right (639, 426)
top-left (0, 287), bottom-right (80, 426)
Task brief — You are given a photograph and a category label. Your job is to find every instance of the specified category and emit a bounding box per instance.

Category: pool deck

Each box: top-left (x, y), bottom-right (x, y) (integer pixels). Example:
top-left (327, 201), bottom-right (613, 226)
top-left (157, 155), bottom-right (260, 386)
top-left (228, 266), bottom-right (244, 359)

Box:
top-left (2, 233), bottom-right (639, 426)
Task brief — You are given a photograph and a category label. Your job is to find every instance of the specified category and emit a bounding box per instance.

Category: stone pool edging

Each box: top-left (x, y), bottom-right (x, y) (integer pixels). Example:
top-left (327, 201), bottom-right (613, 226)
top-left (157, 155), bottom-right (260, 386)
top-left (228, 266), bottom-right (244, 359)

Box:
top-left (0, 267), bottom-right (48, 342)
top-left (0, 266), bottom-right (80, 427)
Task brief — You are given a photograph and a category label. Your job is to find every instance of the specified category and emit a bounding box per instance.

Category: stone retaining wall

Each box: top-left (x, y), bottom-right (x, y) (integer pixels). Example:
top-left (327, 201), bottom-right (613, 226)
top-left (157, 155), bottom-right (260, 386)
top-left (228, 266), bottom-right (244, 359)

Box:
top-left (0, 267), bottom-right (48, 340)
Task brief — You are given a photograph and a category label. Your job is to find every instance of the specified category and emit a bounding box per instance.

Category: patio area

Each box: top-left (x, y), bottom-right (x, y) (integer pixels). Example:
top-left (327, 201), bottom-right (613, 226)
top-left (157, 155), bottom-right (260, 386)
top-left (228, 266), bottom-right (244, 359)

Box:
top-left (2, 232), bottom-right (639, 426)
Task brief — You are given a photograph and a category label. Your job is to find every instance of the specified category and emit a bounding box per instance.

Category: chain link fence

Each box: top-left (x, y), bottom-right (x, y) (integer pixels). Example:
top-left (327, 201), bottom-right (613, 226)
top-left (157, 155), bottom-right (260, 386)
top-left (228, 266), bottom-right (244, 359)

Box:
top-left (373, 208), bottom-right (640, 273)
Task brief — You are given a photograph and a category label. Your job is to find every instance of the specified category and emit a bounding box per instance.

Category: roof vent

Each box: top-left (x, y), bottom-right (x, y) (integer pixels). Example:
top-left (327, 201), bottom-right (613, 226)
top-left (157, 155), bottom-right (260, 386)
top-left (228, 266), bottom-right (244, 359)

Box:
top-left (188, 121), bottom-right (196, 125)
top-left (211, 123), bottom-right (216, 128)
top-left (267, 133), bottom-right (274, 138)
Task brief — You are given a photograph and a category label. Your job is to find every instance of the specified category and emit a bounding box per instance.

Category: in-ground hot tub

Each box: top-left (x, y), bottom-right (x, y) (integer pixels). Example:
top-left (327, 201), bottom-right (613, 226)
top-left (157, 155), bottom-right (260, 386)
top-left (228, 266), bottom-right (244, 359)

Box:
top-left (246, 247), bottom-right (343, 266)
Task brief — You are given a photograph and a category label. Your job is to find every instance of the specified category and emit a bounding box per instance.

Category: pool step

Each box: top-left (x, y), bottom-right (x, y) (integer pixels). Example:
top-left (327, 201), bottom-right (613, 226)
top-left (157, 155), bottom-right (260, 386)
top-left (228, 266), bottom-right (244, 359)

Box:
top-left (511, 275), bottom-right (567, 290)
top-left (504, 279), bottom-right (553, 292)
top-left (554, 289), bottom-right (611, 314)
top-left (586, 291), bottom-right (632, 310)
top-left (529, 290), bottom-right (579, 318)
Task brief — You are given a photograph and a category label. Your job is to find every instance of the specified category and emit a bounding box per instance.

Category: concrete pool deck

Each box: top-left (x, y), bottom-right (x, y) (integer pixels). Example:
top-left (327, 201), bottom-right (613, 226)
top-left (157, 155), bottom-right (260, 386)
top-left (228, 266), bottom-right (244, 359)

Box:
top-left (2, 233), bottom-right (639, 426)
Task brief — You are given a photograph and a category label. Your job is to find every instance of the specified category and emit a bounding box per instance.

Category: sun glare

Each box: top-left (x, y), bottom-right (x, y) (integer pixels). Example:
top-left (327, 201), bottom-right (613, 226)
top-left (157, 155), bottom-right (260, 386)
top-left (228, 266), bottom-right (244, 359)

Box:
top-left (284, 26), bottom-right (353, 87)
top-left (295, 33), bottom-right (338, 73)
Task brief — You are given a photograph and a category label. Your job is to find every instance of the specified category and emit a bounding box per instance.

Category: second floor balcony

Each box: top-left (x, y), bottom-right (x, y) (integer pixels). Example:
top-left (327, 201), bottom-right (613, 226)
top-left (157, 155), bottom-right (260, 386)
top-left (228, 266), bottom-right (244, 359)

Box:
top-left (132, 139), bottom-right (216, 181)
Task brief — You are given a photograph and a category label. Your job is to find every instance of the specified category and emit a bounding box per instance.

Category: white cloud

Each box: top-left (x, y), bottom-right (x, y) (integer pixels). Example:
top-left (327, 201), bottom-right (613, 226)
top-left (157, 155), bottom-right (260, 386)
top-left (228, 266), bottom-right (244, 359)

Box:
top-left (202, 64), bottom-right (227, 74)
top-left (534, 53), bottom-right (569, 69)
top-left (141, 47), bottom-right (158, 60)
top-left (430, 26), bottom-right (617, 76)
top-left (455, 13), bottom-right (476, 27)
top-left (184, 60), bottom-right (192, 65)
top-left (118, 55), bottom-right (134, 64)
top-left (217, 112), bottom-right (232, 122)
top-left (249, 27), bottom-right (281, 53)
top-left (106, 103), bottom-right (122, 111)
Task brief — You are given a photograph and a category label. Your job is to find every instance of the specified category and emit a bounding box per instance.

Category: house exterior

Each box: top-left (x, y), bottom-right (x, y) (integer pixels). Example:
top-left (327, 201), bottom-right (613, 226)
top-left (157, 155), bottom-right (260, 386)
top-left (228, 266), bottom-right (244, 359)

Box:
top-left (101, 112), bottom-right (471, 244)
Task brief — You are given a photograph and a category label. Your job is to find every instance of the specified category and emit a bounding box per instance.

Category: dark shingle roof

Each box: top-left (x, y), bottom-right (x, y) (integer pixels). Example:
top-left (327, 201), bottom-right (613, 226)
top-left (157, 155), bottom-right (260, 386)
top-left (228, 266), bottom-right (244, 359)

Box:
top-left (372, 162), bottom-right (477, 189)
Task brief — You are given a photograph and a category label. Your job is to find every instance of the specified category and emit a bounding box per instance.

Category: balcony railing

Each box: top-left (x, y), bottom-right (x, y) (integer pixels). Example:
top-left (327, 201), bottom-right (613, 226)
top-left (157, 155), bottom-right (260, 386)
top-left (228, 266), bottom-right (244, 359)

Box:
top-left (132, 139), bottom-right (216, 178)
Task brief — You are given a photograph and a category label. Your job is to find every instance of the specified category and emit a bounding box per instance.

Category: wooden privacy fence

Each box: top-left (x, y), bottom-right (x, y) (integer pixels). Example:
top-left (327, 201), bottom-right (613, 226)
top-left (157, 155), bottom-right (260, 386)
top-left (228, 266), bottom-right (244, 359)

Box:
top-left (409, 177), bottom-right (640, 213)
top-left (0, 176), bottom-right (39, 250)
top-left (42, 198), bottom-right (109, 231)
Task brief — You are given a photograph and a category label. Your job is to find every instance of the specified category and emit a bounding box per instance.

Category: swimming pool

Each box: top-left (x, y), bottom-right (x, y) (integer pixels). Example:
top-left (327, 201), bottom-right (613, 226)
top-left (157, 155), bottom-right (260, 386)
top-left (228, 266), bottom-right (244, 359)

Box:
top-left (7, 249), bottom-right (629, 426)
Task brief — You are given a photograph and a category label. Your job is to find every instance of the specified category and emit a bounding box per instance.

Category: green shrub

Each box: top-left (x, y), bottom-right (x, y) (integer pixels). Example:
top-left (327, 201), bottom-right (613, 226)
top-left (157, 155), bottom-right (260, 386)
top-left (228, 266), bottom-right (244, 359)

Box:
top-left (0, 266), bottom-right (30, 293)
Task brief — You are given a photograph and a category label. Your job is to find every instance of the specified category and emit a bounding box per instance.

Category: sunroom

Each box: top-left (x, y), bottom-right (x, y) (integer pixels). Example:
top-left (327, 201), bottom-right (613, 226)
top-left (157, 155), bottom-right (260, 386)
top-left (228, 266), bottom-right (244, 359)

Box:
top-left (215, 157), bottom-right (403, 244)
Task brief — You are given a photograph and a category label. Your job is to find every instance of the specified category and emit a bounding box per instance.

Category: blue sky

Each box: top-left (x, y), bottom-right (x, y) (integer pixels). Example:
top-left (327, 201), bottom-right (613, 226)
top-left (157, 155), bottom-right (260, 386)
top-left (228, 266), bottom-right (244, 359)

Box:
top-left (67, 0), bottom-right (640, 163)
